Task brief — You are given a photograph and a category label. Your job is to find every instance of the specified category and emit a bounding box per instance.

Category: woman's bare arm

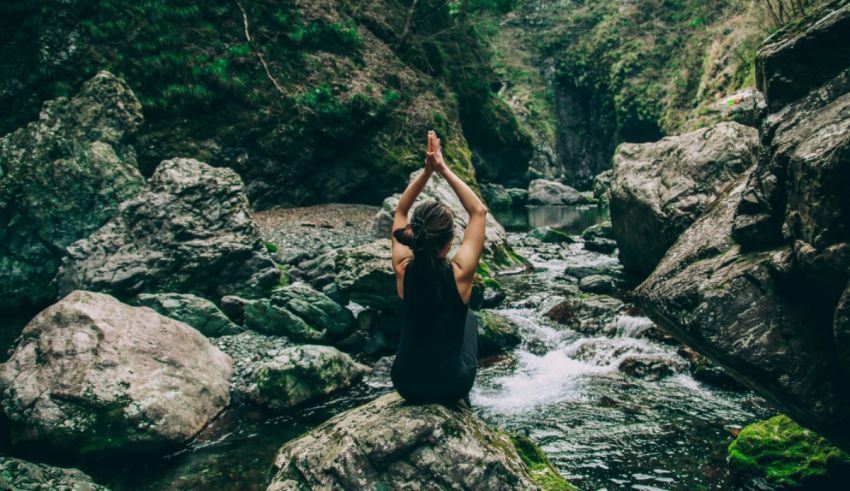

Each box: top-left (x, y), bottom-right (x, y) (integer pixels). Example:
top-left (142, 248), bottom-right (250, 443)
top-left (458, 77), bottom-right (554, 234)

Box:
top-left (430, 133), bottom-right (487, 293)
top-left (391, 133), bottom-right (437, 297)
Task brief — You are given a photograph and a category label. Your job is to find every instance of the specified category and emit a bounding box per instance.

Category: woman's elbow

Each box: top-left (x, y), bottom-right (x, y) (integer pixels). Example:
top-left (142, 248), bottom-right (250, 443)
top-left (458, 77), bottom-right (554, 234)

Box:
top-left (470, 205), bottom-right (488, 217)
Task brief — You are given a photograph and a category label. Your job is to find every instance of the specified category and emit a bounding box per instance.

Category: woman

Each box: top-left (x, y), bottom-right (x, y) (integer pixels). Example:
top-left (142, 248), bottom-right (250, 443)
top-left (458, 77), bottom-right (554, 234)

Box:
top-left (390, 130), bottom-right (487, 408)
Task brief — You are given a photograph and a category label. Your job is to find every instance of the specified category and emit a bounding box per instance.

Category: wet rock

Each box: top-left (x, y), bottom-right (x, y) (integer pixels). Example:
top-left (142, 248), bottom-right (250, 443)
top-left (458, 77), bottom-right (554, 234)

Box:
top-left (57, 158), bottom-right (279, 301)
top-left (481, 183), bottom-right (514, 209)
top-left (476, 310), bottom-right (523, 357)
top-left (610, 122), bottom-right (758, 278)
top-left (581, 221), bottom-right (613, 241)
top-left (332, 239), bottom-right (398, 312)
top-left (578, 275), bottom-right (616, 294)
top-left (130, 292), bottom-right (240, 337)
top-left (836, 284), bottom-right (850, 374)
top-left (583, 237), bottom-right (618, 254)
top-left (546, 295), bottom-right (624, 333)
top-left (335, 308), bottom-right (400, 357)
top-left (618, 354), bottom-right (688, 380)
top-left (481, 278), bottom-right (507, 308)
top-left (678, 346), bottom-right (744, 390)
top-left (213, 330), bottom-right (292, 404)
top-left (0, 71), bottom-right (145, 310)
top-left (249, 345), bottom-right (369, 411)
top-left (755, 0), bottom-right (850, 112)
top-left (220, 295), bottom-right (251, 326)
top-left (528, 226), bottom-right (574, 244)
top-left (592, 170), bottom-right (613, 203)
top-left (243, 283), bottom-right (355, 343)
top-left (728, 415), bottom-right (850, 488)
top-left (372, 171), bottom-right (528, 274)
top-left (0, 456), bottom-right (110, 491)
top-left (0, 291), bottom-right (232, 457)
top-left (527, 178), bottom-right (584, 205)
top-left (266, 392), bottom-right (573, 490)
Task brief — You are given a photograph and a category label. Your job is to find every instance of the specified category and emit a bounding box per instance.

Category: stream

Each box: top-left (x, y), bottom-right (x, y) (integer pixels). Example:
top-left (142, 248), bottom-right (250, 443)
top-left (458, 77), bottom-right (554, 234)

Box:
top-left (1, 204), bottom-right (775, 491)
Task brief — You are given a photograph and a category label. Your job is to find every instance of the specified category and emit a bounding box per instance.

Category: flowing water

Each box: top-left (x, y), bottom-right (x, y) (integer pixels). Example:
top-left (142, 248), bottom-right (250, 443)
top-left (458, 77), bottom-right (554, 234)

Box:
top-left (0, 205), bottom-right (774, 490)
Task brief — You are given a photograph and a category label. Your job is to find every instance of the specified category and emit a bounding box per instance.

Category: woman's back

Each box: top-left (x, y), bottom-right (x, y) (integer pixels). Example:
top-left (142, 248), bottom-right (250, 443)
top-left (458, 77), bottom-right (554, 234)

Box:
top-left (390, 259), bottom-right (478, 404)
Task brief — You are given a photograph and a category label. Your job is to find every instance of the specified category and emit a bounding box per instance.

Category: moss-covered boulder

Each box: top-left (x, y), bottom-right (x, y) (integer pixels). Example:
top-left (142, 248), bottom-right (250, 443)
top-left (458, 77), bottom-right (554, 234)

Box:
top-left (131, 292), bottom-right (240, 337)
top-left (728, 415), bottom-right (850, 488)
top-left (529, 226), bottom-right (574, 244)
top-left (56, 158), bottom-right (280, 301)
top-left (250, 345), bottom-right (369, 412)
top-left (243, 282), bottom-right (355, 343)
top-left (477, 310), bottom-right (523, 357)
top-left (0, 291), bottom-right (232, 458)
top-left (266, 392), bottom-right (573, 490)
top-left (0, 456), bottom-right (110, 491)
top-left (0, 71), bottom-right (146, 311)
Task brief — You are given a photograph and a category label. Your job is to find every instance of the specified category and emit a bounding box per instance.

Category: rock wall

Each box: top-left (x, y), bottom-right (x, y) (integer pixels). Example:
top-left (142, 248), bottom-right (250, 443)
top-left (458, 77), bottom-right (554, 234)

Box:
top-left (637, 0), bottom-right (850, 450)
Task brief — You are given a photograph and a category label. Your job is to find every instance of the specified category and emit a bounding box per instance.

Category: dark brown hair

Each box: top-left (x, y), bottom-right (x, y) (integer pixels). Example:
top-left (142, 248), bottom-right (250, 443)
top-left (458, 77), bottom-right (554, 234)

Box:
top-left (393, 200), bottom-right (455, 320)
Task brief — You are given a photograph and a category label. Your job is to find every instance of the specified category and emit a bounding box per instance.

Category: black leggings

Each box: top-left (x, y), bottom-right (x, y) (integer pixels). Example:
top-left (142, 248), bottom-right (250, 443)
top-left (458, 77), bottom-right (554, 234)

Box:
top-left (392, 310), bottom-right (479, 404)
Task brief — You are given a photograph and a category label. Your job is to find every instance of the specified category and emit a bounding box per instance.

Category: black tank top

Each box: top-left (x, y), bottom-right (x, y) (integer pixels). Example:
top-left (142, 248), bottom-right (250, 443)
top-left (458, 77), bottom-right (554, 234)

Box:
top-left (390, 258), bottom-right (474, 402)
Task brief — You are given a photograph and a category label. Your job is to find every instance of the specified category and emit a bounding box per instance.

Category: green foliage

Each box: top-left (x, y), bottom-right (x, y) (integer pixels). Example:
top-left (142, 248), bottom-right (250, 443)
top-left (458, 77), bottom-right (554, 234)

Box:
top-left (728, 415), bottom-right (850, 487)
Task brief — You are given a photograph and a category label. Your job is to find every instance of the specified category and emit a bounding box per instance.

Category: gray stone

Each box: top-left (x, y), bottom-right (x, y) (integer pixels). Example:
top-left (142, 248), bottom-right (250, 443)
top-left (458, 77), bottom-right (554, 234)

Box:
top-left (56, 158), bottom-right (279, 301)
top-left (527, 178), bottom-right (584, 205)
top-left (592, 170), bottom-right (613, 203)
top-left (0, 71), bottom-right (145, 310)
top-left (836, 284), bottom-right (850, 374)
top-left (583, 237), bottom-right (618, 254)
top-left (528, 226), bottom-right (573, 244)
top-left (131, 292), bottom-right (240, 337)
top-left (610, 122), bottom-right (758, 278)
top-left (0, 456), bottom-right (110, 491)
top-left (476, 310), bottom-right (523, 357)
top-left (332, 239), bottom-right (398, 312)
top-left (618, 354), bottom-right (688, 381)
top-left (266, 392), bottom-right (572, 491)
top-left (250, 345), bottom-right (369, 411)
top-left (243, 282), bottom-right (355, 343)
top-left (0, 291), bottom-right (232, 457)
top-left (578, 275), bottom-right (616, 294)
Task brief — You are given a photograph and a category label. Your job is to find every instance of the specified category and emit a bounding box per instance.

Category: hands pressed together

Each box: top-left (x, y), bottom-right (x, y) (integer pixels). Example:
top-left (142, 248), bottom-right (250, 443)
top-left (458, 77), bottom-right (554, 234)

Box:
top-left (425, 130), bottom-right (447, 174)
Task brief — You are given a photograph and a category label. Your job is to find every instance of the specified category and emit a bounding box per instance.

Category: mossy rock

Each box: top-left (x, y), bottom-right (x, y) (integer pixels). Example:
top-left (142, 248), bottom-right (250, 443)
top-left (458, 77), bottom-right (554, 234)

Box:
top-left (728, 415), bottom-right (850, 488)
top-left (476, 310), bottom-right (522, 356)
top-left (529, 226), bottom-right (574, 244)
top-left (507, 432), bottom-right (576, 491)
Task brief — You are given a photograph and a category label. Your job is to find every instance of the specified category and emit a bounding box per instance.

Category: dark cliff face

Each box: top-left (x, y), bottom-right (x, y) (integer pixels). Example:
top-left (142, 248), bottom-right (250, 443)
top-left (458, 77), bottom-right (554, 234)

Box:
top-left (0, 0), bottom-right (532, 208)
top-left (638, 0), bottom-right (850, 451)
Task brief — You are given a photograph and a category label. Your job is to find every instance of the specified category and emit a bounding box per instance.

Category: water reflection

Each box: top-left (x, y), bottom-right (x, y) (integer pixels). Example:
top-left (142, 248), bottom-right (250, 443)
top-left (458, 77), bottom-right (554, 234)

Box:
top-left (493, 205), bottom-right (609, 234)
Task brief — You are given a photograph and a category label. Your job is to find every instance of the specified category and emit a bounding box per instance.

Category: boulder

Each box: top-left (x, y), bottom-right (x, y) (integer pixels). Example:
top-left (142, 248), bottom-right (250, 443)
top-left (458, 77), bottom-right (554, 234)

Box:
top-left (335, 308), bottom-right (401, 357)
top-left (583, 237), bottom-right (617, 254)
top-left (527, 178), bottom-right (584, 206)
top-left (592, 170), bottom-right (613, 203)
top-left (0, 71), bottom-right (146, 310)
top-left (578, 275), bottom-right (616, 294)
top-left (250, 345), bottom-right (369, 411)
top-left (213, 330), bottom-right (292, 404)
top-left (130, 292), bottom-right (240, 337)
top-left (372, 170), bottom-right (528, 273)
top-left (728, 415), bottom-right (850, 488)
top-left (243, 282), bottom-right (355, 343)
top-left (836, 284), bottom-right (850, 374)
top-left (481, 183), bottom-right (514, 209)
top-left (56, 158), bottom-right (280, 301)
top-left (0, 456), bottom-right (110, 491)
top-left (636, 173), bottom-right (850, 450)
top-left (546, 295), bottom-right (624, 334)
top-left (476, 310), bottom-right (523, 357)
top-left (638, 4), bottom-right (850, 450)
top-left (332, 239), bottom-right (398, 312)
top-left (755, 0), bottom-right (850, 112)
top-left (609, 122), bottom-right (758, 278)
top-left (0, 291), bottom-right (232, 457)
top-left (580, 221), bottom-right (613, 241)
top-left (266, 392), bottom-right (573, 490)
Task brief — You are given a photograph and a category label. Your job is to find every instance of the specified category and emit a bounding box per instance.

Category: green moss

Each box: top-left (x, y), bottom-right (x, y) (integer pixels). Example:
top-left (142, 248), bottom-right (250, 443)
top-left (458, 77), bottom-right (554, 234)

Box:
top-left (264, 242), bottom-right (278, 253)
top-left (508, 432), bottom-right (576, 490)
top-left (728, 415), bottom-right (850, 487)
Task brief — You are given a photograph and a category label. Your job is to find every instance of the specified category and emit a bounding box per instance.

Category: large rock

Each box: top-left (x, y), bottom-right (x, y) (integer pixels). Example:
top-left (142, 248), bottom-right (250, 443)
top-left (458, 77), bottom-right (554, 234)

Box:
top-left (371, 170), bottom-right (528, 273)
top-left (0, 456), bottom-right (110, 491)
top-left (243, 282), bottom-right (355, 343)
top-left (250, 345), bottom-right (369, 411)
top-left (609, 121), bottom-right (758, 278)
top-left (0, 71), bottom-right (145, 310)
top-left (476, 310), bottom-right (523, 357)
top-left (636, 173), bottom-right (850, 450)
top-left (527, 178), bottom-right (584, 206)
top-left (130, 292), bottom-right (241, 337)
top-left (0, 291), bottom-right (233, 457)
top-left (332, 239), bottom-right (398, 312)
top-left (56, 158), bottom-right (280, 301)
top-left (638, 2), bottom-right (850, 450)
top-left (756, 0), bottom-right (850, 112)
top-left (266, 392), bottom-right (573, 490)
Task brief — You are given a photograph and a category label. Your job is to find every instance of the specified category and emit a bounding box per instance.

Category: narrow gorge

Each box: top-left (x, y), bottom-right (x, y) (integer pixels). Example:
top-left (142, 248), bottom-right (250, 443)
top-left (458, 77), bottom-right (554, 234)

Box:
top-left (1, 1), bottom-right (849, 490)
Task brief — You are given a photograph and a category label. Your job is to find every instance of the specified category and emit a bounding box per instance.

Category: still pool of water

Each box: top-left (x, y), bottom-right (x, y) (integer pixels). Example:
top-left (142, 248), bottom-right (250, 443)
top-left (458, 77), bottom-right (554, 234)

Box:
top-left (0, 205), bottom-right (775, 490)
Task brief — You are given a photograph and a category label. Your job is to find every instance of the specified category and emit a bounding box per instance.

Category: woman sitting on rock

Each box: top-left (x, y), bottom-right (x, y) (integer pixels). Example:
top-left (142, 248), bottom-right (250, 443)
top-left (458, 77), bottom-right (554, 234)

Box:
top-left (389, 130), bottom-right (487, 408)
